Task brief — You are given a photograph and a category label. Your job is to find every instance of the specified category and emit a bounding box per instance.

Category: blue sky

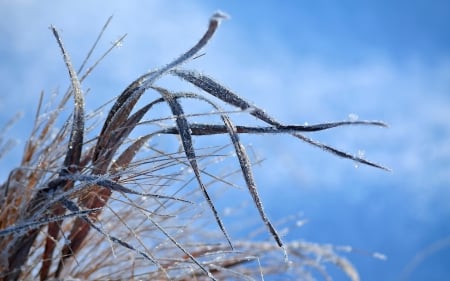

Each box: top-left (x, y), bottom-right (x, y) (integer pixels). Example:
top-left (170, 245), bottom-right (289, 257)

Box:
top-left (1, 1), bottom-right (449, 280)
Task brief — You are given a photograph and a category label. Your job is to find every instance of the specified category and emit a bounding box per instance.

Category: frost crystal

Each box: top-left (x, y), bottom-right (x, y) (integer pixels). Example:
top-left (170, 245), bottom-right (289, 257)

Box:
top-left (354, 150), bottom-right (366, 168)
top-left (348, 113), bottom-right (359, 122)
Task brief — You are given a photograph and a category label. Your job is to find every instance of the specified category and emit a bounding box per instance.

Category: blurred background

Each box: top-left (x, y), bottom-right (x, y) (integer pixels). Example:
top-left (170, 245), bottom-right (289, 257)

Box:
top-left (1, 1), bottom-right (449, 280)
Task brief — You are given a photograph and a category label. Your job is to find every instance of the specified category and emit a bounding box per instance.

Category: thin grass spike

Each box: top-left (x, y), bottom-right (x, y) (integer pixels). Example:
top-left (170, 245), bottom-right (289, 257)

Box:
top-left (77, 15), bottom-right (113, 74)
top-left (50, 25), bottom-right (85, 172)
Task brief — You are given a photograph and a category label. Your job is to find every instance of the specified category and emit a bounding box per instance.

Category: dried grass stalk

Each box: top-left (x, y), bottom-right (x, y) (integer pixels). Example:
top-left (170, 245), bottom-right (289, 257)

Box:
top-left (0, 12), bottom-right (388, 281)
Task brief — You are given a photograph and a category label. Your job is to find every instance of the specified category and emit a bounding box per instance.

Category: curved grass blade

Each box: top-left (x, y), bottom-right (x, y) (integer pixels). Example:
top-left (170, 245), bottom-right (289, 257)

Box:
top-left (171, 69), bottom-right (389, 171)
top-left (166, 92), bottom-right (286, 249)
top-left (170, 69), bottom-right (278, 125)
top-left (94, 12), bottom-right (227, 167)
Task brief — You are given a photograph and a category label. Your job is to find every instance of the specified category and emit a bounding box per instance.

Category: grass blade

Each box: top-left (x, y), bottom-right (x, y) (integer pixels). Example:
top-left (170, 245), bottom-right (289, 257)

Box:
top-left (152, 86), bottom-right (233, 249)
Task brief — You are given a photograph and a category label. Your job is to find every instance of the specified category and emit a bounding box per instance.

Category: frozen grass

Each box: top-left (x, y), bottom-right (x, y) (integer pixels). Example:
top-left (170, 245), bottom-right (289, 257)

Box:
top-left (0, 12), bottom-right (388, 281)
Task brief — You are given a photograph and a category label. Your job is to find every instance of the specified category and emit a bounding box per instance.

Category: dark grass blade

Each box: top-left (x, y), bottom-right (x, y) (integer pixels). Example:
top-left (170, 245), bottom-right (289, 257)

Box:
top-left (217, 111), bottom-right (286, 250)
top-left (170, 69), bottom-right (279, 125)
top-left (171, 69), bottom-right (389, 171)
top-left (152, 86), bottom-right (233, 249)
top-left (155, 121), bottom-right (387, 136)
top-left (50, 25), bottom-right (85, 173)
top-left (165, 92), bottom-right (286, 249)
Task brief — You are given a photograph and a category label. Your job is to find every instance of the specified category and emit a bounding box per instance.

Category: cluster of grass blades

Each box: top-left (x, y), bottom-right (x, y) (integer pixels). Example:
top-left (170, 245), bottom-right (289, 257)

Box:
top-left (0, 12), bottom-right (388, 281)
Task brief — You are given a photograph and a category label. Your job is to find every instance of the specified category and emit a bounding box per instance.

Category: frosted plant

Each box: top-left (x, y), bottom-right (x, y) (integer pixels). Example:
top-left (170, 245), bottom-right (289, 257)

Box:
top-left (0, 12), bottom-right (388, 281)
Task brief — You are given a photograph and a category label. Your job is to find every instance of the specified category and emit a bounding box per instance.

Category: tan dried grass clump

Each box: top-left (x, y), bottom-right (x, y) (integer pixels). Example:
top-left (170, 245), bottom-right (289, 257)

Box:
top-left (0, 12), bottom-right (388, 281)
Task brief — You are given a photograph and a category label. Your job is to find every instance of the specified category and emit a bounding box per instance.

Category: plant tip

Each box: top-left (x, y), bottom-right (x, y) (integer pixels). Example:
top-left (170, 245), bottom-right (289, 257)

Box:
top-left (212, 10), bottom-right (230, 21)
